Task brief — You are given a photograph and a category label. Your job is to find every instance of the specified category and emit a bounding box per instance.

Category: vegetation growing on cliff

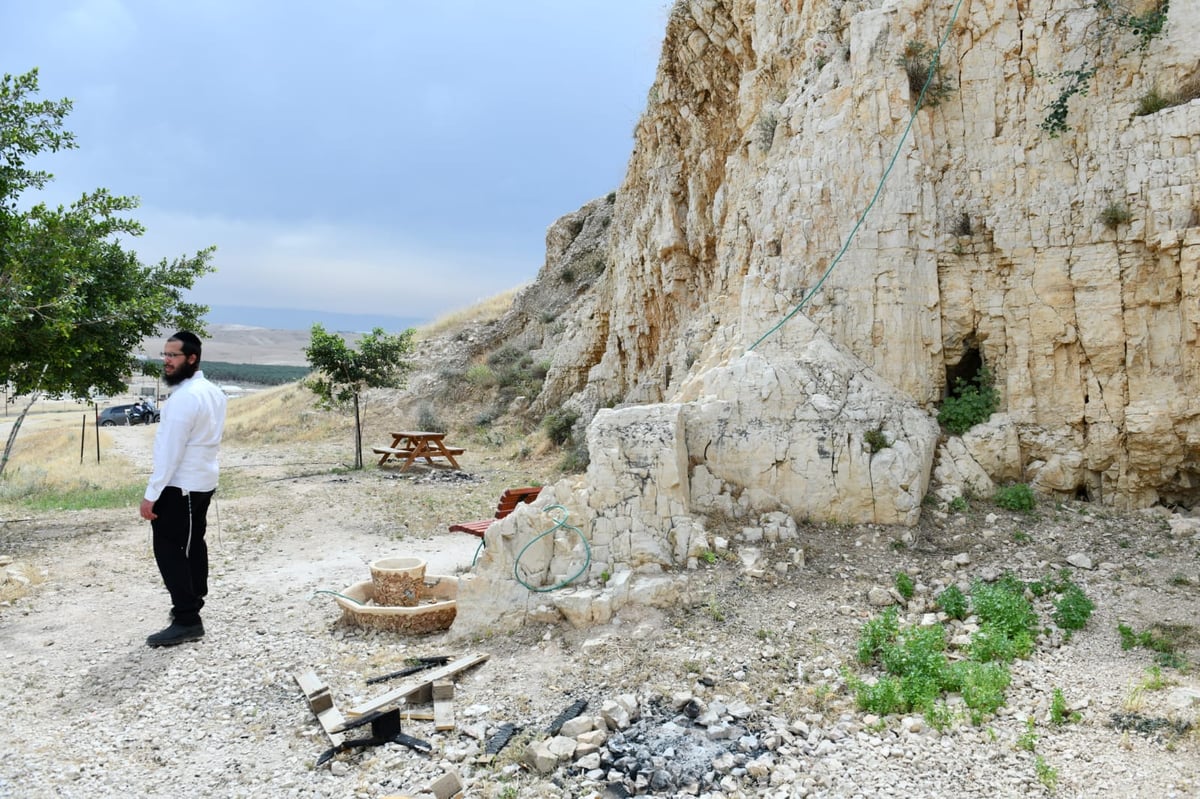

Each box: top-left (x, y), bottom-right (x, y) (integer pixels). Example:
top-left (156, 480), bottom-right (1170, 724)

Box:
top-left (1040, 0), bottom-right (1171, 137)
top-left (937, 367), bottom-right (999, 436)
top-left (1133, 75), bottom-right (1200, 117)
top-left (896, 39), bottom-right (955, 109)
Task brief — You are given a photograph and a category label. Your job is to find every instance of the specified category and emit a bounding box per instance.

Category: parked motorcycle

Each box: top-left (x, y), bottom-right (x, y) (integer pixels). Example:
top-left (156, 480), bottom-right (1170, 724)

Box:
top-left (127, 400), bottom-right (160, 425)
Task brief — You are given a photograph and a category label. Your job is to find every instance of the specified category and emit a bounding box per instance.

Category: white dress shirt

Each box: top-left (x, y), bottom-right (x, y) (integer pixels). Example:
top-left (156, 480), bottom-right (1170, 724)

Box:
top-left (143, 370), bottom-right (227, 501)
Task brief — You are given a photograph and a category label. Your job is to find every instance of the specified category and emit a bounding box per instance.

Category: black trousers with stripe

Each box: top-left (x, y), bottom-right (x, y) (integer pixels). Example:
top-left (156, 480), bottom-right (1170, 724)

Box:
top-left (150, 486), bottom-right (214, 627)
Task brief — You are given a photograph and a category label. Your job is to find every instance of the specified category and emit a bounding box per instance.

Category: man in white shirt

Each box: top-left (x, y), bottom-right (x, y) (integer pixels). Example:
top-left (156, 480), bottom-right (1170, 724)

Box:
top-left (139, 331), bottom-right (227, 647)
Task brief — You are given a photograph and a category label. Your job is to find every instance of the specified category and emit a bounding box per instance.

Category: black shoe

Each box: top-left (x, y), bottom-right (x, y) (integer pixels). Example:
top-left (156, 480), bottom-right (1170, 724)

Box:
top-left (146, 622), bottom-right (205, 647)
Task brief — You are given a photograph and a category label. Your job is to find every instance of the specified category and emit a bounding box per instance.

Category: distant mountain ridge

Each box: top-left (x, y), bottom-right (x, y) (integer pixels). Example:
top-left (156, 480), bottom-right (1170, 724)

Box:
top-left (204, 304), bottom-right (425, 334)
top-left (139, 307), bottom-right (427, 367)
top-left (140, 325), bottom-right (312, 367)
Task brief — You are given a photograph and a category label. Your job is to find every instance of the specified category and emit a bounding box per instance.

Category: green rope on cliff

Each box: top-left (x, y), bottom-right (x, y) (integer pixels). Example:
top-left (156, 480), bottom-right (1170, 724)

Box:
top-left (749, 0), bottom-right (967, 351)
top-left (513, 503), bottom-right (591, 593)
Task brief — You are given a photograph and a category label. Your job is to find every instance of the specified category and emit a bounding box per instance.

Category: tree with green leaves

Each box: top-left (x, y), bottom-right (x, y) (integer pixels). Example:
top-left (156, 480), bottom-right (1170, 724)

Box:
top-left (0, 68), bottom-right (215, 477)
top-left (304, 324), bottom-right (415, 469)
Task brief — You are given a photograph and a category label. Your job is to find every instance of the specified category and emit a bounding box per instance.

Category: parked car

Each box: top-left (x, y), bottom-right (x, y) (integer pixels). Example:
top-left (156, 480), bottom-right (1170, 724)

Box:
top-left (98, 400), bottom-right (160, 426)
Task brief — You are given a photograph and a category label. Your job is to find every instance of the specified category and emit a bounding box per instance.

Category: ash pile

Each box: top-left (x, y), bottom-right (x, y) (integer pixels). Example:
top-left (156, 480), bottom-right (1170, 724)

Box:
top-left (523, 692), bottom-right (766, 796)
top-left (408, 470), bottom-right (483, 486)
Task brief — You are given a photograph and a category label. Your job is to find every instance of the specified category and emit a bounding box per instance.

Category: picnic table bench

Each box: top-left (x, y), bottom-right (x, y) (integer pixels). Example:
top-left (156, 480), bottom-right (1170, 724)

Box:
top-left (372, 431), bottom-right (464, 471)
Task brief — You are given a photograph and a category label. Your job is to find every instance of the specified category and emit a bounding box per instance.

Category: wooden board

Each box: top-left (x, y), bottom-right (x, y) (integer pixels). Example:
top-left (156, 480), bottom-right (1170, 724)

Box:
top-left (447, 519), bottom-right (492, 537)
top-left (348, 653), bottom-right (488, 717)
top-left (433, 679), bottom-right (455, 731)
top-left (295, 670), bottom-right (346, 746)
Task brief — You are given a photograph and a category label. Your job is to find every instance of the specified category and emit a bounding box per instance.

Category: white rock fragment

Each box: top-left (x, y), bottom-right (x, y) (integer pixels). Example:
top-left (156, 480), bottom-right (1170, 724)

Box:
top-left (1066, 553), bottom-right (1095, 570)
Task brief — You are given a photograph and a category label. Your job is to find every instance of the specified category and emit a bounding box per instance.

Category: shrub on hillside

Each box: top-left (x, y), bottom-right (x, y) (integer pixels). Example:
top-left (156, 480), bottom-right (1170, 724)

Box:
top-left (543, 409), bottom-right (579, 446)
top-left (994, 483), bottom-right (1035, 512)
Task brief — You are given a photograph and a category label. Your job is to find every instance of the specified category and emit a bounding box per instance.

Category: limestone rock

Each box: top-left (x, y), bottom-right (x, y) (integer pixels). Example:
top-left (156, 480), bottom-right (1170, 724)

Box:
top-left (523, 740), bottom-right (559, 774)
top-left (933, 437), bottom-right (996, 501)
top-left (529, 0), bottom-right (1200, 511)
top-left (1066, 553), bottom-right (1095, 570)
top-left (449, 0), bottom-right (1200, 636)
top-left (600, 698), bottom-right (633, 731)
top-left (867, 587), bottom-right (894, 607)
top-left (678, 328), bottom-right (939, 526)
top-left (452, 327), bottom-right (935, 634)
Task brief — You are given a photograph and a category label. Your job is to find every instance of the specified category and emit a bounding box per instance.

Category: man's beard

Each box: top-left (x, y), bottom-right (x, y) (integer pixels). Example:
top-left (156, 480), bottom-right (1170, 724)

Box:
top-left (164, 360), bottom-right (199, 386)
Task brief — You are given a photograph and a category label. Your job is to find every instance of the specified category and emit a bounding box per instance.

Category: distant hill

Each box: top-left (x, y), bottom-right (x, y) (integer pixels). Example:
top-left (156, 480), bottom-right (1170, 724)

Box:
top-left (203, 305), bottom-right (425, 333)
top-left (139, 325), bottom-right (313, 366)
top-left (139, 308), bottom-right (436, 367)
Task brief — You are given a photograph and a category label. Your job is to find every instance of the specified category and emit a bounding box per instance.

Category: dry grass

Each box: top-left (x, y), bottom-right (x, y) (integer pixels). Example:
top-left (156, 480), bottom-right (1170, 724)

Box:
top-left (224, 382), bottom-right (353, 446)
top-left (1178, 74), bottom-right (1200, 106)
top-left (0, 384), bottom-right (350, 504)
top-left (417, 287), bottom-right (522, 340)
top-left (0, 422), bottom-right (142, 501)
top-left (0, 561), bottom-right (44, 604)
top-left (1134, 74), bottom-right (1200, 117)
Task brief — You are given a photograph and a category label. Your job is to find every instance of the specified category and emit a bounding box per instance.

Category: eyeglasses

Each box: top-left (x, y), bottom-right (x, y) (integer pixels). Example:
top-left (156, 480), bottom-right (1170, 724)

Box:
top-left (161, 351), bottom-right (186, 359)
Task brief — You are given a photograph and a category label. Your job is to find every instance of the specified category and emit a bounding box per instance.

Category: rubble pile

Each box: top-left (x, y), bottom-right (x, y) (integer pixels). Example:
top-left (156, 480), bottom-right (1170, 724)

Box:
top-left (523, 693), bottom-right (766, 796)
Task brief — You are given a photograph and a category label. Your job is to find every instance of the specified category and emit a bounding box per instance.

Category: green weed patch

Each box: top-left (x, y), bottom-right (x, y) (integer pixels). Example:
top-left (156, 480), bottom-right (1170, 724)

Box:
top-left (850, 572), bottom-right (1096, 726)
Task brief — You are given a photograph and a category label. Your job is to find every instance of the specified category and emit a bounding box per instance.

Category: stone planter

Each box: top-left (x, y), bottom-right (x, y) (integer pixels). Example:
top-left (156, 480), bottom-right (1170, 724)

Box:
top-left (334, 576), bottom-right (458, 634)
top-left (369, 556), bottom-right (426, 607)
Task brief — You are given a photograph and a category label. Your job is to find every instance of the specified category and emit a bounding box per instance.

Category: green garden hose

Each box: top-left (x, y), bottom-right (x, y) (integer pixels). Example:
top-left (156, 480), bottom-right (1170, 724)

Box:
top-left (513, 503), bottom-right (591, 592)
top-left (310, 588), bottom-right (364, 606)
top-left (750, 0), bottom-right (967, 350)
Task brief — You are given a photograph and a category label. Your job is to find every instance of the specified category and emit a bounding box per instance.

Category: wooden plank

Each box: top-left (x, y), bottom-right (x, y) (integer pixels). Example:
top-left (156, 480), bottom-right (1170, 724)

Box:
top-left (349, 653), bottom-right (489, 717)
top-left (433, 680), bottom-right (455, 731)
top-left (495, 487), bottom-right (542, 517)
top-left (296, 671), bottom-right (333, 713)
top-left (448, 519), bottom-right (491, 537)
top-left (294, 670), bottom-right (346, 746)
top-left (427, 771), bottom-right (464, 799)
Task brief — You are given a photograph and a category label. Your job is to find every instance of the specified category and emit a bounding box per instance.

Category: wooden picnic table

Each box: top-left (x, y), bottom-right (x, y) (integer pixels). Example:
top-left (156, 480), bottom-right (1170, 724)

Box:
top-left (372, 431), bottom-right (464, 471)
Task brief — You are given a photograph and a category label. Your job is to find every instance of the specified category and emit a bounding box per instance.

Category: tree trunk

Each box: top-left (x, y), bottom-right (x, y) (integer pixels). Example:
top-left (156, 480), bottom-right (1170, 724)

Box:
top-left (352, 392), bottom-right (363, 470)
top-left (0, 393), bottom-right (40, 478)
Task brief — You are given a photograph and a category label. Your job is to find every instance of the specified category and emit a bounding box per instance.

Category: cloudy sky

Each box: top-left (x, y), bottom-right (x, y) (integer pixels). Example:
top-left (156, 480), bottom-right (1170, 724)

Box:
top-left (4, 1), bottom-right (669, 329)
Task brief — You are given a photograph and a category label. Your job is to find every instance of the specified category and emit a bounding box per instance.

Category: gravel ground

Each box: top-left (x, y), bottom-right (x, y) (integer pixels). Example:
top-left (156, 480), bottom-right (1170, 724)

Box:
top-left (1, 425), bottom-right (1199, 799)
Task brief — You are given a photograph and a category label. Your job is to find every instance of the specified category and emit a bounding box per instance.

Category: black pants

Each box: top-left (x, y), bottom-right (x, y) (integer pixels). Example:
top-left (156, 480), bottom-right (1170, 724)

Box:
top-left (151, 487), bottom-right (214, 627)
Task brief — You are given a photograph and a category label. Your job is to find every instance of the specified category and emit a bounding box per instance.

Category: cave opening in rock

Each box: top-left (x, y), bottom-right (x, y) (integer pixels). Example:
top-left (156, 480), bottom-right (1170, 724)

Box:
top-left (1156, 470), bottom-right (1200, 510)
top-left (944, 343), bottom-right (983, 397)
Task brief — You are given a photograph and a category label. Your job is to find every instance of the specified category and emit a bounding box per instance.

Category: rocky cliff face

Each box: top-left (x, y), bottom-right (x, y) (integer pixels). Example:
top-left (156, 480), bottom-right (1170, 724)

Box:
top-left (455, 0), bottom-right (1200, 634)
top-left (538, 0), bottom-right (1200, 510)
